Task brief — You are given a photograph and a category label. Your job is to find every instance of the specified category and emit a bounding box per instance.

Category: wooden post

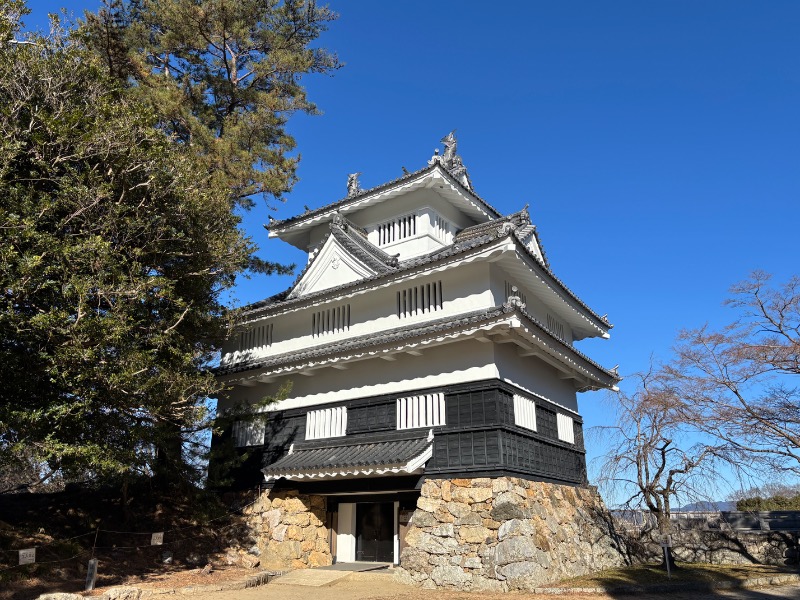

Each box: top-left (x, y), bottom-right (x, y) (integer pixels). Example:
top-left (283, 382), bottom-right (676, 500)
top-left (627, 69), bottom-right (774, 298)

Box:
top-left (85, 558), bottom-right (98, 591)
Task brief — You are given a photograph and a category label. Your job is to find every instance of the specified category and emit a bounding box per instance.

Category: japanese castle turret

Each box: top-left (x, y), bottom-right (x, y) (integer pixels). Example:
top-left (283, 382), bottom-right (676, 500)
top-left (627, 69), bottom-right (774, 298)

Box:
top-left (214, 133), bottom-right (624, 589)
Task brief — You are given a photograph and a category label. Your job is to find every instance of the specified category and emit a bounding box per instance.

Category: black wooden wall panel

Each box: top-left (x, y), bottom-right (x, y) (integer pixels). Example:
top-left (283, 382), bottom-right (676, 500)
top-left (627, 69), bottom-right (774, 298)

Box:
top-left (216, 379), bottom-right (588, 487)
top-left (347, 401), bottom-right (396, 434)
top-left (500, 430), bottom-right (586, 484)
top-left (536, 406), bottom-right (557, 440)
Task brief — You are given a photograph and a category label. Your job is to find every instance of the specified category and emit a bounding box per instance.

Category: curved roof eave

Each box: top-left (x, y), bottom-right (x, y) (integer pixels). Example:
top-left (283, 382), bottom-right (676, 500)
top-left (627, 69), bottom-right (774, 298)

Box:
top-left (241, 226), bottom-right (612, 336)
top-left (267, 163), bottom-right (503, 240)
top-left (218, 303), bottom-right (619, 388)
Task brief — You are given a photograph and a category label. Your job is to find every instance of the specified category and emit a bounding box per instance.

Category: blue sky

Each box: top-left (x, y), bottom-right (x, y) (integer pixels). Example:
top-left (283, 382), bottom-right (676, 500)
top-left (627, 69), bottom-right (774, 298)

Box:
top-left (24, 2), bottom-right (800, 495)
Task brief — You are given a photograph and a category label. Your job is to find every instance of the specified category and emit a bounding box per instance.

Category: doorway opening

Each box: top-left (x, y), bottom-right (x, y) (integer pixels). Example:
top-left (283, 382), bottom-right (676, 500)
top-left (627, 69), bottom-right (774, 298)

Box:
top-left (355, 502), bottom-right (394, 562)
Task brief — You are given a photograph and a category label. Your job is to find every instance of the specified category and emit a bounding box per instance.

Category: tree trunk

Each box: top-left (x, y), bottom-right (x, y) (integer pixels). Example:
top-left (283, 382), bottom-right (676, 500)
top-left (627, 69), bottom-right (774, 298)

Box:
top-left (153, 422), bottom-right (186, 490)
top-left (655, 509), bottom-right (679, 571)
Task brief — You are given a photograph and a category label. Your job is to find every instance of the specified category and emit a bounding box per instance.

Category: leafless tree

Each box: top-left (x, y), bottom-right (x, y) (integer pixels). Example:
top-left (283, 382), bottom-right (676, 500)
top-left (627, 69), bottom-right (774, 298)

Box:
top-left (666, 271), bottom-right (800, 475)
top-left (594, 369), bottom-right (720, 568)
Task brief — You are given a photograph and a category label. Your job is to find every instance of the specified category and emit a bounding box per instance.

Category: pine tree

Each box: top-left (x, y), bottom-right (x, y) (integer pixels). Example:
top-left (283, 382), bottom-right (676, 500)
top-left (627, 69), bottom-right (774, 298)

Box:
top-left (0, 4), bottom-right (252, 486)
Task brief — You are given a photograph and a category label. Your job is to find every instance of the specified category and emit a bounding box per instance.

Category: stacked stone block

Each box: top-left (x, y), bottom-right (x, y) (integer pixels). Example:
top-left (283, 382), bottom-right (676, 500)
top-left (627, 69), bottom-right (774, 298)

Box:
top-left (395, 477), bottom-right (625, 591)
top-left (242, 490), bottom-right (331, 570)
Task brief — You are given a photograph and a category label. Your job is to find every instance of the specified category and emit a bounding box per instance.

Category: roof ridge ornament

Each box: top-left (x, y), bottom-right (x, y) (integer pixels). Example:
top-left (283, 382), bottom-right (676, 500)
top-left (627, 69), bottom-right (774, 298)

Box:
top-left (346, 172), bottom-right (363, 198)
top-left (428, 130), bottom-right (473, 191)
top-left (503, 286), bottom-right (527, 312)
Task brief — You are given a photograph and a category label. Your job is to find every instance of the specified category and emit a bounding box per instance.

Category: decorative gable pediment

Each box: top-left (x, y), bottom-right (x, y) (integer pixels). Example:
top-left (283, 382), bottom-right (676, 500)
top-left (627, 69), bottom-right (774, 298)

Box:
top-left (288, 233), bottom-right (378, 298)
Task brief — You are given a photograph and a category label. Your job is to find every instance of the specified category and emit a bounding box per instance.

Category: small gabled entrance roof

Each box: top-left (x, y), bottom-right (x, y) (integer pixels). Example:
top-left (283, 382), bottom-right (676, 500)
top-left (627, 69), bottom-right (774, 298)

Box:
top-left (263, 430), bottom-right (433, 482)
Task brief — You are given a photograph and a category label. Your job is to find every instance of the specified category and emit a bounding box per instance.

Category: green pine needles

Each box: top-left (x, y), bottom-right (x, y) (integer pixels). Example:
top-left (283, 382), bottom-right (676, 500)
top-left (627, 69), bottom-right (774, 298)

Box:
top-left (0, 0), bottom-right (338, 489)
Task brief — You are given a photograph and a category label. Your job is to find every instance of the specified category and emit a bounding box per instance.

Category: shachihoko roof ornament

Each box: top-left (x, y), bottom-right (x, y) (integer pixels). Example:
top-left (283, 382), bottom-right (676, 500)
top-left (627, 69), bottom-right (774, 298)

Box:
top-left (346, 172), bottom-right (363, 198)
top-left (429, 130), bottom-right (473, 190)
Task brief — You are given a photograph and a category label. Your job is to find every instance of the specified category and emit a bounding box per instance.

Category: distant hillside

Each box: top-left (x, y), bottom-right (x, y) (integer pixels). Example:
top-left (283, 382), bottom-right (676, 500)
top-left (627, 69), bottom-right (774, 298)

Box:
top-left (678, 501), bottom-right (736, 511)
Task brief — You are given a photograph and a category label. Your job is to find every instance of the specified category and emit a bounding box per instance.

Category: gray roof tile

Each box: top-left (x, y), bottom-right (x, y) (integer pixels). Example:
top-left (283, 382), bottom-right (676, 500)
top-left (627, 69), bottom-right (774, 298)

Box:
top-left (266, 163), bottom-right (502, 232)
top-left (263, 431), bottom-right (432, 475)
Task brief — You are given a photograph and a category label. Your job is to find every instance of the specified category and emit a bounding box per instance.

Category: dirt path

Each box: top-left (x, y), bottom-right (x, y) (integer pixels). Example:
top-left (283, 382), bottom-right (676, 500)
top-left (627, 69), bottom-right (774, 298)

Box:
top-left (185, 578), bottom-right (800, 600)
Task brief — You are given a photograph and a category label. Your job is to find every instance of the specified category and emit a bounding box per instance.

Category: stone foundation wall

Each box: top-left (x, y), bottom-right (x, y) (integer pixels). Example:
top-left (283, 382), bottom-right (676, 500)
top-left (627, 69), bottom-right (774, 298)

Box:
top-left (395, 477), bottom-right (625, 591)
top-left (627, 529), bottom-right (799, 566)
top-left (241, 489), bottom-right (332, 570)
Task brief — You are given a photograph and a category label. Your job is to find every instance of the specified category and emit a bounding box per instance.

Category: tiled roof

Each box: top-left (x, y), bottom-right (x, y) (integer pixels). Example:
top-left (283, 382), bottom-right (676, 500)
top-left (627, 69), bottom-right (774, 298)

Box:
top-left (217, 302), bottom-right (620, 385)
top-left (283, 214), bottom-right (398, 301)
top-left (219, 307), bottom-right (504, 375)
top-left (242, 222), bottom-right (608, 331)
top-left (328, 214), bottom-right (398, 271)
top-left (263, 430), bottom-right (432, 478)
top-left (454, 206), bottom-right (532, 242)
top-left (266, 162), bottom-right (503, 232)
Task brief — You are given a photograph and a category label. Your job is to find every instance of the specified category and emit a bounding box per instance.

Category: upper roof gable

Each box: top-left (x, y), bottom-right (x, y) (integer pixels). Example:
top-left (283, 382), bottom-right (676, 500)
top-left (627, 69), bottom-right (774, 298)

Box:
top-left (267, 163), bottom-right (503, 251)
top-left (287, 214), bottom-right (398, 299)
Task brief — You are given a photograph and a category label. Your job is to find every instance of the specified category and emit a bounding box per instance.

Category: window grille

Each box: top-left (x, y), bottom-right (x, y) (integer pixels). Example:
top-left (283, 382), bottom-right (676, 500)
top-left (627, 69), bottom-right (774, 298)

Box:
top-left (305, 406), bottom-right (348, 440)
top-left (397, 281), bottom-right (443, 318)
top-left (504, 281), bottom-right (527, 305)
top-left (546, 314), bottom-right (566, 341)
top-left (378, 214), bottom-right (417, 245)
top-left (232, 419), bottom-right (265, 447)
top-left (557, 413), bottom-right (575, 444)
top-left (239, 322), bottom-right (274, 351)
top-left (433, 214), bottom-right (455, 244)
top-left (312, 304), bottom-right (351, 336)
top-left (513, 394), bottom-right (537, 432)
top-left (397, 393), bottom-right (445, 429)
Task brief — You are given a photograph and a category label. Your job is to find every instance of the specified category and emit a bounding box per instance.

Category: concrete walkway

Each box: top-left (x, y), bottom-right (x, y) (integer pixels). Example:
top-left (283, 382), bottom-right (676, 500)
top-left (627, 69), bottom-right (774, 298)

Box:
top-left (270, 562), bottom-right (389, 587)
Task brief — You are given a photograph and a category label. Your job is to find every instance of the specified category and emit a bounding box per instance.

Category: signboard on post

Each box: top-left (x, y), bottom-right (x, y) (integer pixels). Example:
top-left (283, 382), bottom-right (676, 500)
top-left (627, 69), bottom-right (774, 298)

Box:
top-left (659, 534), bottom-right (673, 579)
top-left (18, 548), bottom-right (35, 565)
top-left (151, 532), bottom-right (164, 546)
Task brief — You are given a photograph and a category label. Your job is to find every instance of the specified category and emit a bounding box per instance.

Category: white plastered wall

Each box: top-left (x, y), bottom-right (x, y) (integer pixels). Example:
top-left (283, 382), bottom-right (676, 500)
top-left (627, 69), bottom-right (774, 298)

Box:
top-left (221, 261), bottom-right (495, 367)
top-left (304, 188), bottom-right (479, 262)
top-left (488, 263), bottom-right (574, 345)
top-left (492, 342), bottom-right (579, 413)
top-left (218, 338), bottom-right (497, 412)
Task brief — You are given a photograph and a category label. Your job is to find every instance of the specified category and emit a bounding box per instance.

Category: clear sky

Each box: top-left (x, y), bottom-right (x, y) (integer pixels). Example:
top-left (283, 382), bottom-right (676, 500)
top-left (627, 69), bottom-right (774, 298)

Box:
top-left (24, 1), bottom-right (800, 494)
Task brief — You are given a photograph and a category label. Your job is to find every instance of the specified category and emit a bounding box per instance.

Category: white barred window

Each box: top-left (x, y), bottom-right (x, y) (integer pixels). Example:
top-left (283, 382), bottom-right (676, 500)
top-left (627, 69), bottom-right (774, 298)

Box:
top-left (432, 214), bottom-right (455, 244)
top-left (513, 394), bottom-right (537, 432)
top-left (397, 393), bottom-right (445, 430)
top-left (397, 281), bottom-right (443, 318)
top-left (557, 413), bottom-right (575, 444)
top-left (305, 406), bottom-right (348, 440)
top-left (232, 419), bottom-right (265, 448)
top-left (378, 213), bottom-right (417, 245)
top-left (239, 322), bottom-right (273, 350)
top-left (546, 313), bottom-right (566, 342)
top-left (312, 304), bottom-right (351, 336)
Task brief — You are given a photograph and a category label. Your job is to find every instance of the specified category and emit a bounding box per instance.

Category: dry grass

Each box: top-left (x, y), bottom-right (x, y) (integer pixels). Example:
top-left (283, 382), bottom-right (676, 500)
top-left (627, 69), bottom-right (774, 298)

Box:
top-left (556, 563), bottom-right (798, 588)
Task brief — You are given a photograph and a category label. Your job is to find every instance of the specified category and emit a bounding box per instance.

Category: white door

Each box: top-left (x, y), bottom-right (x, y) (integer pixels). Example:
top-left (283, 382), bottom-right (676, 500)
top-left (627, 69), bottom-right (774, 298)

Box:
top-left (336, 503), bottom-right (356, 562)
